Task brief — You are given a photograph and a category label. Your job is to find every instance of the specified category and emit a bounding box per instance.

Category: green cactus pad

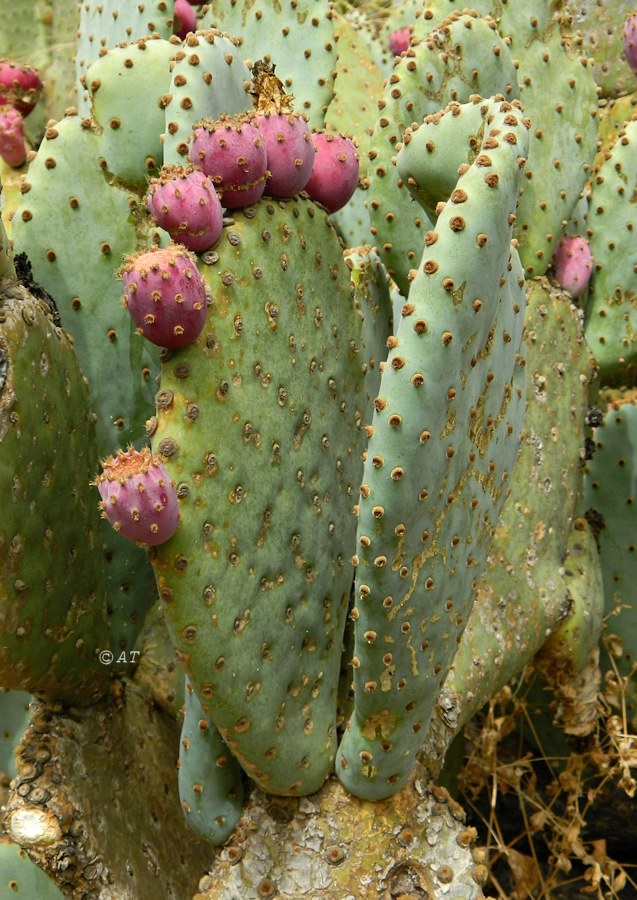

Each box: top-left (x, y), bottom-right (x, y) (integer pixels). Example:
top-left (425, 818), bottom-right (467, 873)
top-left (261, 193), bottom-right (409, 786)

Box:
top-left (0, 282), bottom-right (109, 703)
top-left (150, 197), bottom-right (366, 795)
top-left (584, 393), bottom-right (637, 728)
top-left (178, 677), bottom-right (244, 844)
top-left (12, 113), bottom-right (158, 450)
top-left (0, 839), bottom-right (64, 899)
top-left (75, 0), bottom-right (176, 115)
top-left (162, 30), bottom-right (253, 166)
top-left (132, 602), bottom-right (184, 718)
top-left (86, 36), bottom-right (178, 185)
top-left (429, 277), bottom-right (597, 759)
top-left (200, 0), bottom-right (336, 130)
top-left (496, 4), bottom-right (599, 278)
top-left (594, 92), bottom-right (637, 172)
top-left (326, 9), bottom-right (387, 171)
top-left (532, 516), bottom-right (604, 739)
top-left (397, 98), bottom-right (491, 219)
top-left (565, 0), bottom-right (637, 98)
top-left (585, 119), bottom-right (637, 385)
top-left (336, 96), bottom-right (529, 800)
top-left (0, 690), bottom-right (31, 780)
top-left (366, 9), bottom-right (518, 295)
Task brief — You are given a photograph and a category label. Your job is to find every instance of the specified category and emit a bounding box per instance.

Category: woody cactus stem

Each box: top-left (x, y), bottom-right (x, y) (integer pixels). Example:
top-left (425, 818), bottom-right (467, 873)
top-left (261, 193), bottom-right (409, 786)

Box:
top-left (336, 96), bottom-right (530, 800)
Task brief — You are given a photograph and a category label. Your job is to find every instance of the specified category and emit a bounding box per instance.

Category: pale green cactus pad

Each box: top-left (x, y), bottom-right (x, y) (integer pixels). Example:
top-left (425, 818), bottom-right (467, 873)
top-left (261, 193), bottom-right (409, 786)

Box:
top-left (85, 36), bottom-right (178, 185)
top-left (200, 0), bottom-right (336, 129)
top-left (336, 96), bottom-right (529, 800)
top-left (75, 0), bottom-right (176, 114)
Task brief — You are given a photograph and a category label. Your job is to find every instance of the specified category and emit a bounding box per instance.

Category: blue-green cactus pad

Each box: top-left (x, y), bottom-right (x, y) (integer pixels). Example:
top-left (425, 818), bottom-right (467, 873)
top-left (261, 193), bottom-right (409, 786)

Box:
top-left (178, 676), bottom-right (244, 844)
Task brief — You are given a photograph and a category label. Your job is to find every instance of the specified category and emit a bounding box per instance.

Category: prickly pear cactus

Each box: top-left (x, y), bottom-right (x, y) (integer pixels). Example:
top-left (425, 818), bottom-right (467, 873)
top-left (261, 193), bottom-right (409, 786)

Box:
top-left (336, 96), bottom-right (529, 800)
top-left (150, 197), bottom-right (367, 796)
top-left (4, 0), bottom-right (637, 892)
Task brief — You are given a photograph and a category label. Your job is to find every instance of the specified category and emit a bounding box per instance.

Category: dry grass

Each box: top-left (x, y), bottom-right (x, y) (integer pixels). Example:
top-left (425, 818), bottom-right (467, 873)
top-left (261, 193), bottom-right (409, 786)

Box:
top-left (458, 634), bottom-right (637, 899)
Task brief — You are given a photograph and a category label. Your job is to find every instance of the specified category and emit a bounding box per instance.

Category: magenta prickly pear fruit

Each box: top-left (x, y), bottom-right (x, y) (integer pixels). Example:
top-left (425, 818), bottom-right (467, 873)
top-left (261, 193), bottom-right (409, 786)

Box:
top-left (95, 447), bottom-right (180, 546)
top-left (303, 132), bottom-right (359, 213)
top-left (120, 244), bottom-right (208, 348)
top-left (188, 115), bottom-right (268, 208)
top-left (173, 0), bottom-right (197, 40)
top-left (0, 105), bottom-right (26, 167)
top-left (146, 165), bottom-right (223, 253)
top-left (551, 234), bottom-right (594, 297)
top-left (254, 113), bottom-right (314, 197)
top-left (624, 13), bottom-right (637, 72)
top-left (389, 27), bottom-right (411, 56)
top-left (250, 61), bottom-right (314, 198)
top-left (0, 59), bottom-right (42, 116)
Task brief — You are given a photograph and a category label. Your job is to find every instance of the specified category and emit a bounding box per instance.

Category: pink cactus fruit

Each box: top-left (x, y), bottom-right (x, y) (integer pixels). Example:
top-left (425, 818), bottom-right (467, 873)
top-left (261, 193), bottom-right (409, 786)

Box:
top-left (146, 165), bottom-right (223, 253)
top-left (173, 0), bottom-right (197, 40)
top-left (551, 234), bottom-right (594, 297)
top-left (95, 447), bottom-right (180, 546)
top-left (0, 105), bottom-right (27, 167)
top-left (120, 244), bottom-right (208, 348)
top-left (188, 115), bottom-right (268, 208)
top-left (0, 59), bottom-right (42, 116)
top-left (624, 13), bottom-right (637, 72)
top-left (303, 132), bottom-right (359, 213)
top-left (249, 60), bottom-right (314, 198)
top-left (254, 112), bottom-right (314, 197)
top-left (389, 27), bottom-right (411, 56)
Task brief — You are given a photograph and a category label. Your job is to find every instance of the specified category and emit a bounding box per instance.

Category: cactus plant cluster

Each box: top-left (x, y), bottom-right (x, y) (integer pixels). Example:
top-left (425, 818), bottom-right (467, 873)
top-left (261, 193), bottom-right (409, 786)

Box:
top-left (1, 0), bottom-right (637, 896)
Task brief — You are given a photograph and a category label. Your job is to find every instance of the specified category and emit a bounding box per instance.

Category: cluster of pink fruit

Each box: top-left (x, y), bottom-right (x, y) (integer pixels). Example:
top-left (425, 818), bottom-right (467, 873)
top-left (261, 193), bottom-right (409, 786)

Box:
top-left (144, 110), bottom-right (359, 255)
top-left (121, 65), bottom-right (359, 352)
top-left (0, 59), bottom-right (41, 168)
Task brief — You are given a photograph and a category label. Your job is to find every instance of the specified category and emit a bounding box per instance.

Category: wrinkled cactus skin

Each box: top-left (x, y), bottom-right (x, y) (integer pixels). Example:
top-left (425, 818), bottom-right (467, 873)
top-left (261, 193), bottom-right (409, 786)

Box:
top-left (1, 0), bottom-right (636, 895)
